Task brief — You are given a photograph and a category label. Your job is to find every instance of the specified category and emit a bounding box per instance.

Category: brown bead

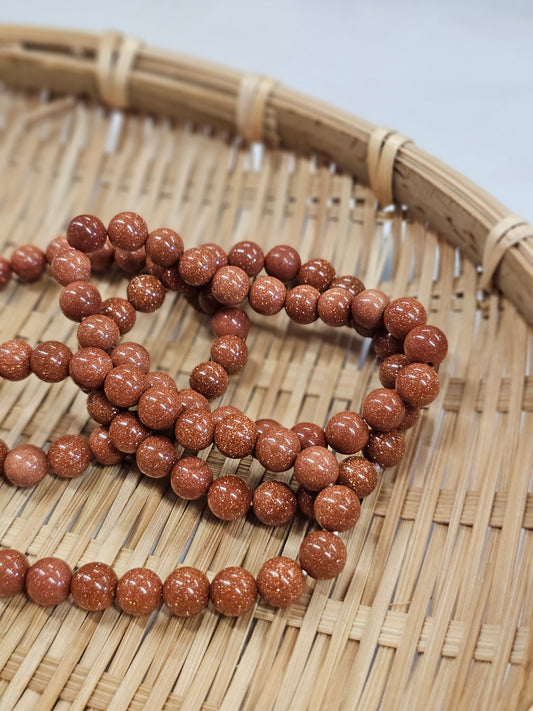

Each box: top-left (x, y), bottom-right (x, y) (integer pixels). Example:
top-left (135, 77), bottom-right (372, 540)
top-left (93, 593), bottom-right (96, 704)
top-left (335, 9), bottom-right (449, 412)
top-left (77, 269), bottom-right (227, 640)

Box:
top-left (163, 567), bottom-right (210, 616)
top-left (101, 297), bottom-right (136, 335)
top-left (86, 390), bottom-right (120, 425)
top-left (46, 235), bottom-right (70, 263)
top-left (254, 426), bottom-right (301, 472)
top-left (114, 246), bottom-right (146, 273)
top-left (256, 557), bottom-right (304, 608)
top-left (89, 426), bottom-right (124, 465)
top-left (147, 371), bottom-right (177, 391)
top-left (330, 275), bottom-right (365, 297)
top-left (361, 389), bottom-right (406, 431)
top-left (210, 335), bottom-right (248, 374)
top-left (211, 308), bottom-right (251, 339)
top-left (127, 274), bottom-right (166, 312)
top-left (398, 405), bottom-right (420, 431)
top-left (253, 481), bottom-right (297, 526)
top-left (379, 353), bottom-right (411, 389)
top-left (51, 248), bottom-right (92, 285)
top-left (208, 475), bottom-right (252, 520)
top-left (104, 364), bottom-right (148, 408)
top-left (265, 245), bottom-right (301, 282)
top-left (111, 342), bottom-right (151, 372)
top-left (4, 444), bottom-right (48, 487)
top-left (0, 439), bottom-right (8, 475)
top-left (212, 405), bottom-right (242, 426)
top-left (48, 435), bottom-right (92, 479)
top-left (109, 412), bottom-right (150, 454)
top-left (116, 567), bottom-right (162, 616)
top-left (314, 484), bottom-right (361, 532)
top-left (297, 486), bottom-right (317, 518)
top-left (145, 256), bottom-right (165, 279)
top-left (204, 243), bottom-right (228, 269)
top-left (404, 324), bottom-right (448, 365)
top-left (174, 409), bottom-right (214, 451)
top-left (227, 240), bottom-right (264, 276)
top-left (189, 361), bottom-right (228, 400)
top-left (210, 567), bottom-right (257, 616)
top-left (285, 284), bottom-right (320, 324)
top-left (0, 256), bottom-right (12, 290)
top-left (317, 287), bottom-right (353, 327)
top-left (146, 227), bottom-right (184, 267)
top-left (291, 422), bottom-right (327, 450)
top-left (0, 549), bottom-right (28, 597)
top-left (175, 388), bottom-right (211, 415)
top-left (71, 562), bottom-right (117, 611)
top-left (351, 289), bottom-right (389, 330)
top-left (59, 281), bottom-right (102, 322)
top-left (248, 276), bottom-right (286, 315)
top-left (324, 411), bottom-right (369, 454)
top-left (77, 315), bottom-right (120, 351)
top-left (372, 329), bottom-right (403, 359)
top-left (299, 530), bottom-right (347, 579)
top-left (29, 341), bottom-right (72, 383)
top-left (67, 214), bottom-right (107, 252)
top-left (179, 246), bottom-right (217, 286)
top-left (87, 238), bottom-right (115, 272)
top-left (0, 340), bottom-right (33, 380)
top-left (395, 362), bottom-right (440, 408)
top-left (293, 446), bottom-right (339, 491)
top-left (26, 557), bottom-right (72, 606)
top-left (69, 347), bottom-right (113, 391)
top-left (254, 418), bottom-right (281, 439)
top-left (170, 457), bottom-right (213, 499)
top-left (298, 258), bottom-right (335, 292)
top-left (136, 435), bottom-right (177, 478)
top-left (138, 386), bottom-right (181, 430)
top-left (159, 265), bottom-right (191, 293)
top-left (11, 244), bottom-right (46, 282)
top-left (211, 265), bottom-right (250, 307)
top-left (214, 413), bottom-right (257, 458)
top-left (338, 456), bottom-right (378, 498)
top-left (197, 284), bottom-right (221, 315)
top-left (384, 297), bottom-right (427, 338)
top-left (363, 430), bottom-right (405, 468)
top-left (107, 211), bottom-right (148, 251)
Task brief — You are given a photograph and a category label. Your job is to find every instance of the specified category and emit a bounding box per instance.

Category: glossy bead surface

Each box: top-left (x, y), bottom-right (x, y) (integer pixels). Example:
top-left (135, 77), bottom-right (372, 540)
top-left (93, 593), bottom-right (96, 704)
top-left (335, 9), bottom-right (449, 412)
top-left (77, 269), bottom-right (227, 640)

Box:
top-left (384, 297), bottom-right (427, 338)
top-left (114, 246), bottom-right (146, 273)
top-left (30, 341), bottom-right (72, 383)
top-left (403, 324), bottom-right (448, 365)
top-left (214, 413), bottom-right (257, 458)
top-left (0, 340), bottom-right (33, 380)
top-left (324, 411), bottom-right (369, 454)
top-left (71, 562), bottom-right (117, 611)
top-left (293, 446), bottom-right (339, 491)
top-left (59, 281), bottom-right (102, 321)
top-left (265, 245), bottom-right (301, 282)
top-left (101, 297), bottom-right (136, 335)
top-left (135, 435), bottom-right (177, 478)
top-left (379, 353), bottom-right (411, 389)
top-left (317, 287), bottom-right (353, 327)
top-left (51, 248), bottom-right (91, 285)
top-left (210, 567), bottom-right (257, 616)
top-left (314, 485), bottom-right (361, 532)
top-left (127, 274), bottom-right (166, 312)
top-left (254, 418), bottom-right (281, 438)
top-left (395, 362), bottom-right (440, 407)
top-left (291, 422), bottom-right (327, 450)
top-left (296, 486), bottom-right (317, 518)
top-left (351, 289), bottom-right (389, 330)
top-left (361, 388), bottom-right (406, 431)
top-left (363, 430), bottom-right (405, 468)
top-left (372, 330), bottom-right (403, 359)
top-left (285, 284), bottom-right (320, 324)
top-left (211, 308), bottom-right (251, 339)
top-left (175, 389), bottom-right (211, 415)
top-left (67, 214), bottom-right (107, 252)
top-left (147, 371), bottom-right (177, 391)
top-left (26, 557), bottom-right (72, 606)
top-left (248, 275), bottom-right (286, 315)
top-left (46, 235), bottom-right (70, 263)
top-left (170, 457), bottom-right (213, 499)
top-left (256, 557), bottom-right (304, 608)
top-left (104, 364), bottom-right (148, 408)
top-left (109, 412), bottom-right (150, 454)
top-left (204, 243), bottom-right (228, 269)
top-left (252, 481), bottom-right (297, 526)
top-left (89, 426), bottom-right (124, 465)
top-left (398, 405), bottom-right (420, 430)
top-left (330, 275), bottom-right (365, 296)
top-left (107, 211), bottom-right (148, 251)
top-left (207, 475), bottom-right (252, 520)
top-left (11, 244), bottom-right (46, 282)
top-left (179, 247), bottom-right (217, 286)
top-left (189, 361), bottom-right (228, 400)
top-left (228, 240), bottom-right (264, 276)
top-left (299, 530), bottom-right (347, 579)
top-left (210, 335), bottom-right (248, 374)
top-left (254, 426), bottom-right (301, 472)
top-left (298, 258), bottom-right (335, 292)
top-left (163, 567), bottom-right (210, 617)
top-left (0, 549), bottom-right (28, 596)
top-left (338, 456), bottom-right (378, 498)
top-left (87, 238), bottom-right (115, 272)
top-left (86, 390), bottom-right (120, 425)
top-left (48, 435), bottom-right (92, 479)
top-left (146, 227), bottom-right (184, 267)
top-left (212, 405), bottom-right (242, 426)
top-left (111, 342), bottom-right (151, 372)
top-left (0, 256), bottom-right (12, 290)
top-left (69, 347), bottom-right (113, 391)
top-left (174, 409), bottom-right (214, 451)
top-left (77, 314), bottom-right (120, 351)
top-left (138, 386), bottom-right (180, 430)
top-left (4, 444), bottom-right (48, 487)
top-left (116, 568), bottom-right (162, 616)
top-left (211, 265), bottom-right (250, 307)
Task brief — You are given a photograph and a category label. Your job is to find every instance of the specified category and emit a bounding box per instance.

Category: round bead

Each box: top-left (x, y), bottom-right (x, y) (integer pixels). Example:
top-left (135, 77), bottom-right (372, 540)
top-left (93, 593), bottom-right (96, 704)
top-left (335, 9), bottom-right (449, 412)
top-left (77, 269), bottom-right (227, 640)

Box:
top-left (379, 353), bottom-right (411, 389)
top-left (256, 557), bottom-right (304, 608)
top-left (254, 426), bottom-right (301, 472)
top-left (67, 214), bottom-right (107, 252)
top-left (395, 362), bottom-right (440, 408)
top-left (77, 315), bottom-right (120, 351)
top-left (297, 486), bottom-right (317, 518)
top-left (71, 562), bottom-right (117, 611)
top-left (330, 275), bottom-right (365, 296)
top-left (146, 227), bottom-right (184, 267)
top-left (11, 244), bottom-right (46, 282)
top-left (338, 456), bottom-right (378, 498)
top-left (317, 288), bottom-right (353, 327)
top-left (89, 426), bottom-right (123, 465)
top-left (0, 440), bottom-right (8, 475)
top-left (0, 340), bottom-right (33, 380)
top-left (59, 281), bottom-right (102, 322)
top-left (204, 243), bottom-right (228, 269)
top-left (86, 390), bottom-right (120, 425)
top-left (265, 245), bottom-right (301, 282)
top-left (69, 347), bottom-right (113, 391)
top-left (252, 481), bottom-right (297, 526)
top-left (104, 364), bottom-right (148, 408)
top-left (210, 567), bottom-right (257, 616)
top-left (384, 297), bottom-right (427, 338)
top-left (109, 412), bottom-right (150, 454)
top-left (101, 297), bottom-right (136, 335)
top-left (87, 238), bottom-right (115, 272)
top-left (26, 557), bottom-right (72, 606)
top-left (51, 248), bottom-right (92, 285)
top-left (363, 430), bottom-right (405, 468)
top-left (163, 567), bottom-right (210, 617)
top-left (212, 405), bottom-right (242, 426)
top-left (30, 341), bottom-right (72, 383)
top-left (211, 265), bottom-right (250, 307)
top-left (210, 335), bottom-right (248, 374)
top-left (107, 211), bottom-right (148, 251)
top-left (207, 475), bottom-right (252, 520)
top-left (285, 285), bottom-right (320, 324)
top-left (228, 240), bottom-right (264, 276)
top-left (299, 530), bottom-right (347, 579)
top-left (351, 289), bottom-right (389, 330)
top-left (145, 256), bottom-right (165, 279)
top-left (291, 422), bottom-right (327, 450)
top-left (361, 389), bottom-right (406, 431)
top-left (179, 246), bottom-right (217, 286)
top-left (211, 308), bottom-right (250, 339)
top-left (114, 246), bottom-right (146, 273)
top-left (46, 236), bottom-right (70, 263)
top-left (160, 265), bottom-right (193, 293)
top-left (174, 409), bottom-right (214, 451)
top-left (0, 256), bottom-right (12, 290)
top-left (138, 386), bottom-right (181, 430)
top-left (293, 446), bottom-right (339, 491)
top-left (116, 568), bottom-right (162, 616)
top-left (0, 549), bottom-right (28, 597)
top-left (298, 258), bottom-right (335, 292)
top-left (214, 413), bottom-right (257, 458)
top-left (136, 435), bottom-right (177, 478)
top-left (197, 284), bottom-right (221, 315)
top-left (254, 418), bottom-right (281, 439)
top-left (404, 324), bottom-right (448, 365)
top-left (314, 485), bottom-right (361, 532)
top-left (111, 342), bottom-right (151, 372)
top-left (372, 331), bottom-right (404, 359)
top-left (147, 371), bottom-right (177, 391)
top-left (47, 435), bottom-right (92, 479)
top-left (189, 361), bottom-right (228, 400)
top-left (4, 444), bottom-right (48, 487)
top-left (398, 405), bottom-right (420, 430)
top-left (127, 274), bottom-right (166, 312)
top-left (248, 276), bottom-right (286, 315)
top-left (324, 411), bottom-right (369, 454)
top-left (175, 389), bottom-right (211, 415)
top-left (170, 457), bottom-right (213, 499)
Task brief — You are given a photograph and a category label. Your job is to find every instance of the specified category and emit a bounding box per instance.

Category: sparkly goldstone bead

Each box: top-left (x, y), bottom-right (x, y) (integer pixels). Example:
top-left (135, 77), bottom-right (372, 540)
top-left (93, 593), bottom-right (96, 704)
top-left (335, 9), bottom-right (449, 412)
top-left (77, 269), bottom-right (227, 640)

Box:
top-left (299, 530), bottom-right (347, 579)
top-left (210, 567), bottom-right (257, 616)
top-left (71, 562), bottom-right (117, 611)
top-left (207, 475), bottom-right (252, 520)
top-left (293, 446), bottom-right (339, 491)
top-left (116, 568), bottom-right (162, 616)
top-left (26, 557), bottom-right (72, 606)
top-left (256, 557), bottom-right (304, 608)
top-left (252, 481), bottom-right (298, 526)
top-left (163, 567), bottom-right (210, 617)
top-left (313, 484), bottom-right (361, 532)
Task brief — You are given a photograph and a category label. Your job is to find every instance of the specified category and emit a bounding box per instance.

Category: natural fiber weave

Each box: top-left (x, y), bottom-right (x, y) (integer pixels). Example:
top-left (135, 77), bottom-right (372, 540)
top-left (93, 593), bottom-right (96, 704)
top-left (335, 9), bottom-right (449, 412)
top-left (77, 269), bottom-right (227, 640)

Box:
top-left (0, 26), bottom-right (532, 711)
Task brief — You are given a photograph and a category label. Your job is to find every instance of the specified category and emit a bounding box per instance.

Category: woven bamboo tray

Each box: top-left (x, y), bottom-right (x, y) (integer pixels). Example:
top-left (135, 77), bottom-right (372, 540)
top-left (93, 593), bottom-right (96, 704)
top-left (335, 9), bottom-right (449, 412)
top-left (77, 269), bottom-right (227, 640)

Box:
top-left (0, 25), bottom-right (532, 711)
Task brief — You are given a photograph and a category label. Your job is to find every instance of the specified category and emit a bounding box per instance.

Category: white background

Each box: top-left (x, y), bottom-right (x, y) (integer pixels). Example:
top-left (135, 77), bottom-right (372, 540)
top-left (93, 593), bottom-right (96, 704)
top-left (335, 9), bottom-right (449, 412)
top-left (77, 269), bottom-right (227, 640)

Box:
top-left (3, 0), bottom-right (532, 221)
